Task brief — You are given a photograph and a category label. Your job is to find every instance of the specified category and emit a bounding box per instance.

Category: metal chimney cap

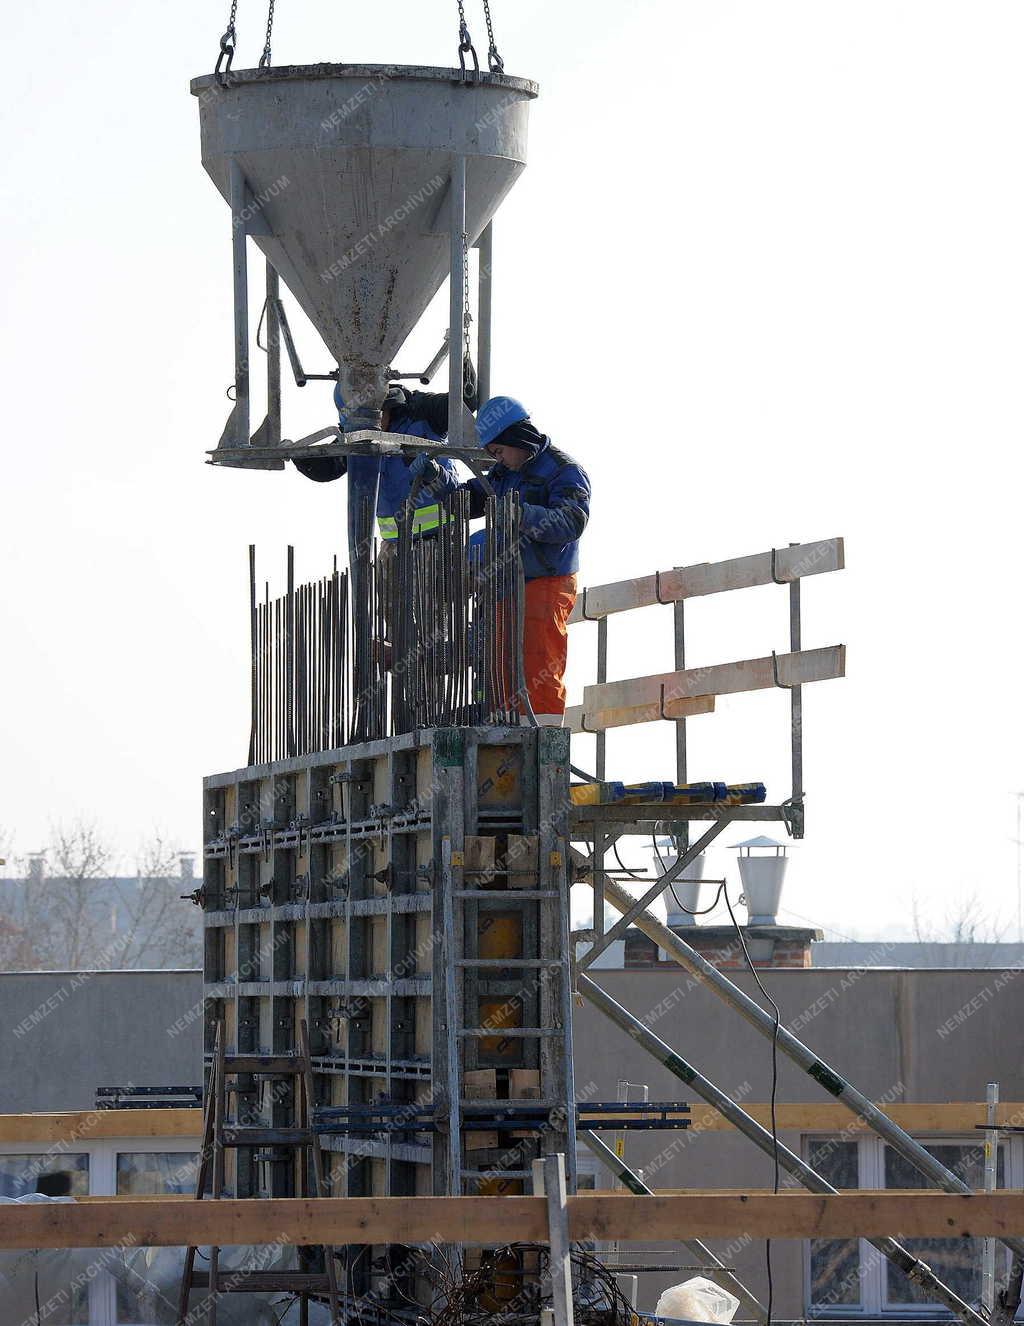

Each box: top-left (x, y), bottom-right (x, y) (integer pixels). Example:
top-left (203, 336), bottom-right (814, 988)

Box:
top-left (730, 834), bottom-right (789, 852)
top-left (190, 63), bottom-right (539, 98)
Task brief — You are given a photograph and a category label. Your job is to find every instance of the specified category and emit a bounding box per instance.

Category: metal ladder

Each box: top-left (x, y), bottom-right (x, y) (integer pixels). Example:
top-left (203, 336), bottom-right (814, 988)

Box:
top-left (176, 1018), bottom-right (341, 1325)
top-left (438, 728), bottom-right (577, 1197)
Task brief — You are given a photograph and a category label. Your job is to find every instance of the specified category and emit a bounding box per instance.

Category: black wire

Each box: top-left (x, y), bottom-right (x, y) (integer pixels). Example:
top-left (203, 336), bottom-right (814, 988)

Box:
top-left (723, 883), bottom-right (780, 1326)
top-left (652, 834), bottom-right (727, 916)
top-left (611, 841), bottom-right (648, 880)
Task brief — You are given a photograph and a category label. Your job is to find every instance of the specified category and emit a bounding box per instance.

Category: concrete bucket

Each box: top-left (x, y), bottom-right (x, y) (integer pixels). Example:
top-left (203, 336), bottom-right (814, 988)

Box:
top-left (190, 64), bottom-right (538, 412)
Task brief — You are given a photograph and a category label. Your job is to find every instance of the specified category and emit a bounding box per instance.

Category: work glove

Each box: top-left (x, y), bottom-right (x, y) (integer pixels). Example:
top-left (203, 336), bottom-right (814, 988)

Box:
top-left (409, 452), bottom-right (442, 484)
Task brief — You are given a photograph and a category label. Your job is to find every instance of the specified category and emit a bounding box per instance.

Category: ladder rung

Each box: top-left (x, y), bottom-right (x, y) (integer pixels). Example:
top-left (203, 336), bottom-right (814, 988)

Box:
top-left (457, 1028), bottom-right (561, 1038)
top-left (222, 1055), bottom-right (304, 1074)
top-left (220, 1126), bottom-right (314, 1146)
top-left (188, 1271), bottom-right (330, 1292)
top-left (455, 959), bottom-right (560, 968)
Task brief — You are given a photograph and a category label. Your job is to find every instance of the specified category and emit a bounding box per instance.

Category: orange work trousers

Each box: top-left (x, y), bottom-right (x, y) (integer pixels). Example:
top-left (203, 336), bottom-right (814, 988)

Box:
top-left (522, 574), bottom-right (577, 718)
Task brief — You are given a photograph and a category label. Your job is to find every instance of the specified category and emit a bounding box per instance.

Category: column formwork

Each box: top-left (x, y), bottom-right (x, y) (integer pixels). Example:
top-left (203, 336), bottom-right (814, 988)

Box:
top-left (200, 723), bottom-right (575, 1292)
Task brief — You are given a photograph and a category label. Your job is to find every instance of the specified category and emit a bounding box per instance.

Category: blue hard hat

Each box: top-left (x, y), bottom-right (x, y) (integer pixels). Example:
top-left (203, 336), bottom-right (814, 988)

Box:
top-left (333, 380), bottom-right (346, 425)
top-left (476, 395), bottom-right (530, 448)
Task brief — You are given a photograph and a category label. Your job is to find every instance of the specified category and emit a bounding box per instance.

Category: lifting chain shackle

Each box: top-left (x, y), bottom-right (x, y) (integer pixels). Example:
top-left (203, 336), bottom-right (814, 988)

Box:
top-left (462, 230), bottom-right (473, 359)
top-left (215, 0), bottom-right (240, 80)
top-left (480, 0), bottom-right (505, 74)
top-left (259, 0), bottom-right (276, 69)
top-left (456, 0), bottom-right (480, 79)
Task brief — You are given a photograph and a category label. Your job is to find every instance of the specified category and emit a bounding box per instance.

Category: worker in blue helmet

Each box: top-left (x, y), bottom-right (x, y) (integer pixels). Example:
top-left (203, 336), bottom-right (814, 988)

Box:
top-left (410, 396), bottom-right (590, 724)
top-left (292, 357), bottom-right (478, 544)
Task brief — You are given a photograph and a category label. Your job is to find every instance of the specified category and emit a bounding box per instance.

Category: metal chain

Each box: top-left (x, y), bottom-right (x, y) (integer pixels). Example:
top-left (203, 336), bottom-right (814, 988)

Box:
top-left (480, 0), bottom-right (505, 73)
top-left (462, 230), bottom-right (473, 357)
top-left (215, 0), bottom-right (239, 78)
top-left (456, 0), bottom-right (479, 78)
top-left (259, 0), bottom-right (276, 69)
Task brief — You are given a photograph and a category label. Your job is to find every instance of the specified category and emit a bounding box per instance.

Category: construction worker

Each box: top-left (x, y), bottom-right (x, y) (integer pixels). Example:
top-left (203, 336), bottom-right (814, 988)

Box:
top-left (410, 396), bottom-right (590, 724)
top-left (292, 358), bottom-right (479, 546)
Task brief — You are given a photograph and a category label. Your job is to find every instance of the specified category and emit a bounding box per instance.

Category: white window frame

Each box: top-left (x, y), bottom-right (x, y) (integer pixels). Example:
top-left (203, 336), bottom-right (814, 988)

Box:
top-left (0, 1134), bottom-right (199, 1326)
top-left (803, 1133), bottom-right (1022, 1318)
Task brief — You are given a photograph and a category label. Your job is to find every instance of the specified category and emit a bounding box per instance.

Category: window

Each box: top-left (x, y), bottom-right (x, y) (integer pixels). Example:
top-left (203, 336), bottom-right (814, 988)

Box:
top-left (0, 1137), bottom-right (200, 1326)
top-left (113, 1150), bottom-right (199, 1326)
top-left (808, 1138), bottom-right (861, 1309)
top-left (0, 1151), bottom-right (89, 1198)
top-left (804, 1134), bottom-right (1017, 1317)
top-left (882, 1143), bottom-right (1007, 1311)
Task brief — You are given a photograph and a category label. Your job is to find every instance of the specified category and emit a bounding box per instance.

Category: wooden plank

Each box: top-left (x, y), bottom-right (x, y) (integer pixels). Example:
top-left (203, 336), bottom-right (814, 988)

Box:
top-left (222, 1054), bottom-right (302, 1073)
top-left (567, 538), bottom-right (845, 623)
top-left (583, 645), bottom-right (846, 714)
top-left (564, 694), bottom-right (714, 735)
top-left (0, 1109), bottom-right (203, 1145)
top-left (4, 1192), bottom-right (1024, 1249)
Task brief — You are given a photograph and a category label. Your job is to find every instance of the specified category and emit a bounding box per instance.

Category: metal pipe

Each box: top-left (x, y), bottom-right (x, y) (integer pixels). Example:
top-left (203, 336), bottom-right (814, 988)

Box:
top-left (580, 1130), bottom-right (766, 1323)
top-left (670, 595), bottom-right (689, 855)
top-left (578, 974), bottom-right (986, 1326)
top-left (228, 159), bottom-right (250, 447)
top-left (265, 262), bottom-right (282, 447)
top-left (788, 545), bottom-right (804, 837)
top-left (592, 871), bottom-right (1024, 1263)
top-left (983, 1082), bottom-right (999, 1313)
top-left (477, 222), bottom-right (493, 404)
top-left (447, 154), bottom-right (468, 448)
top-left (248, 545), bottom-right (258, 767)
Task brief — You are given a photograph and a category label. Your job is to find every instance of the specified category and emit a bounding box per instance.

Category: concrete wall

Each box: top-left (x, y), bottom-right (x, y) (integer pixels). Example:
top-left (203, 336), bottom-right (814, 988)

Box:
top-left (0, 970), bottom-right (203, 1113)
top-left (571, 966), bottom-right (1024, 1318)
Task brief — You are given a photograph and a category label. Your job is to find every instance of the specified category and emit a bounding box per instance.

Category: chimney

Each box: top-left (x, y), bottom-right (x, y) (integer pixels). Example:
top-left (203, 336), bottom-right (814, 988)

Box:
top-left (731, 836), bottom-right (790, 925)
top-left (27, 853), bottom-right (45, 884)
top-left (179, 854), bottom-right (196, 882)
top-left (650, 840), bottom-right (705, 926)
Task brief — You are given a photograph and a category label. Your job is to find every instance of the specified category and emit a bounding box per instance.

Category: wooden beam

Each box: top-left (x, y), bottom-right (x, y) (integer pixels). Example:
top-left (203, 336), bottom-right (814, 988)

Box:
top-left (564, 694), bottom-right (715, 735)
top-left (3, 1192), bottom-right (1024, 1250)
top-left (567, 538), bottom-right (844, 624)
top-left (0, 1109), bottom-right (202, 1145)
top-left (583, 645), bottom-right (846, 714)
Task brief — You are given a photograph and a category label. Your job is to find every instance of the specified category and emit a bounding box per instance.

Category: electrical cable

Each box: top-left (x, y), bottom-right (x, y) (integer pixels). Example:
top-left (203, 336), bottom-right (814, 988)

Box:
top-left (723, 883), bottom-right (781, 1326)
top-left (611, 841), bottom-right (647, 880)
top-left (652, 834), bottom-right (727, 917)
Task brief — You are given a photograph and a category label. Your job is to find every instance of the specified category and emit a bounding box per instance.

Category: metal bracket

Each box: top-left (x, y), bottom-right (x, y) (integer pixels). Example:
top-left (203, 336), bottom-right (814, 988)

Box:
top-left (771, 649), bottom-right (799, 690)
top-left (770, 546), bottom-right (790, 585)
top-left (654, 570), bottom-right (674, 605)
top-left (580, 587), bottom-right (601, 622)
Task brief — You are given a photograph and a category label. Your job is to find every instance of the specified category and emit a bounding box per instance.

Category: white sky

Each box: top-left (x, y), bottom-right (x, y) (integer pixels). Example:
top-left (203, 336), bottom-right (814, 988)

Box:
top-left (2, 1), bottom-right (1022, 940)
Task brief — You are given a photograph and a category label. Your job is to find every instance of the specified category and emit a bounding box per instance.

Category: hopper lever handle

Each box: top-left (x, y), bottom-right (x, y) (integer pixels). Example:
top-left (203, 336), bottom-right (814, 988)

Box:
top-left (390, 331), bottom-right (450, 386)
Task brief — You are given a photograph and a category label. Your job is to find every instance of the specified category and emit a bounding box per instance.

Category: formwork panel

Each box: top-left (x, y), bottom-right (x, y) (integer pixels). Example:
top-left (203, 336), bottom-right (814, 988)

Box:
top-left (199, 724), bottom-right (574, 1231)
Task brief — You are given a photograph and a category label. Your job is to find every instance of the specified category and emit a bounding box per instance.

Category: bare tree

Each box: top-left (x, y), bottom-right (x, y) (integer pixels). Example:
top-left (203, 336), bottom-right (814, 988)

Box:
top-left (0, 821), bottom-right (201, 971)
top-left (110, 834), bottom-right (202, 968)
top-left (911, 890), bottom-right (1008, 946)
top-left (43, 821), bottom-right (115, 968)
top-left (0, 827), bottom-right (40, 968)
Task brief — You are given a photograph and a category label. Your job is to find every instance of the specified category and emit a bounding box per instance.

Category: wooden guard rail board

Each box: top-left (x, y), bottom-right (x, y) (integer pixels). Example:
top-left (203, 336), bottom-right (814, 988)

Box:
top-left (581, 644), bottom-right (846, 716)
top-left (567, 538), bottom-right (844, 624)
top-left (3, 1192), bottom-right (1024, 1249)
